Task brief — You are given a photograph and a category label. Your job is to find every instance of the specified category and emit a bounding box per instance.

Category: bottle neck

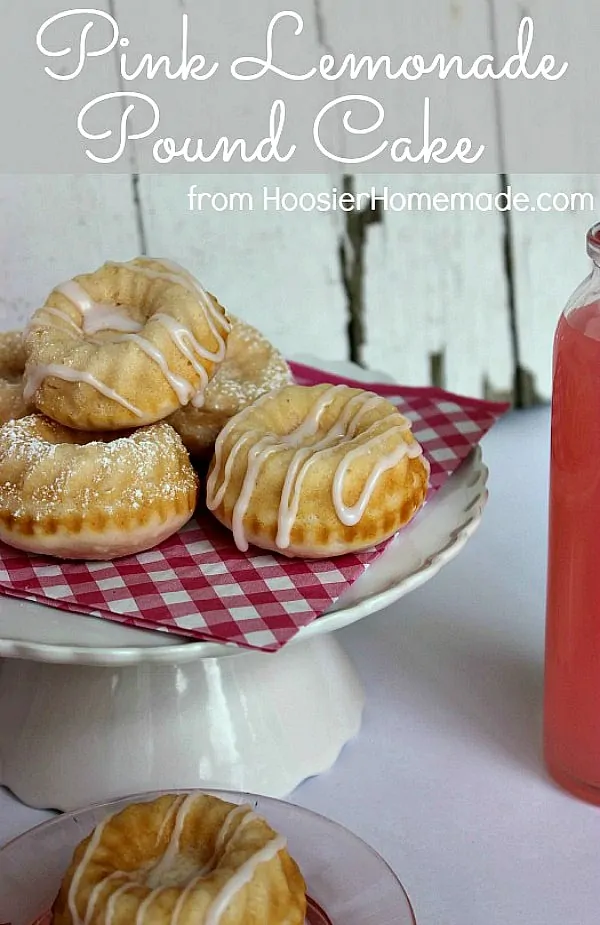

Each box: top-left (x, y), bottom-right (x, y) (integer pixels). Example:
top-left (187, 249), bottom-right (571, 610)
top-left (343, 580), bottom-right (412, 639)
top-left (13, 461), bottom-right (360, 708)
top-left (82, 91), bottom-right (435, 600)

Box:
top-left (586, 222), bottom-right (600, 267)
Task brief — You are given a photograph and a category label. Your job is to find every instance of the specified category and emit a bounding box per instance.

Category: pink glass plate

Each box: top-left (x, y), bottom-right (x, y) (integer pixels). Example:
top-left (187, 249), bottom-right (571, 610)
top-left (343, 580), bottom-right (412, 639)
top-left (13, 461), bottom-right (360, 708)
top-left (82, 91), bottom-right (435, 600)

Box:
top-left (0, 790), bottom-right (416, 925)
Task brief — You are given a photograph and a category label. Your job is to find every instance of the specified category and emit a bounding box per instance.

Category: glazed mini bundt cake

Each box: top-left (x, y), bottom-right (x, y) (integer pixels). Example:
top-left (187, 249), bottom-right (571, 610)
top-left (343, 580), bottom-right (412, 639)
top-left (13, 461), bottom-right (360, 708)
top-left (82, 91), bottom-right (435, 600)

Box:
top-left (51, 792), bottom-right (306, 925)
top-left (206, 383), bottom-right (429, 557)
top-left (24, 258), bottom-right (231, 431)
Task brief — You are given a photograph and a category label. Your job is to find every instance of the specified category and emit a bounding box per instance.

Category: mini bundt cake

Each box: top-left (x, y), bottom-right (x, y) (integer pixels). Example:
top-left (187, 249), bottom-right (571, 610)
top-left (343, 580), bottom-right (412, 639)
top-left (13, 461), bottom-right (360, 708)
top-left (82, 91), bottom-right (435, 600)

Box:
top-left (0, 414), bottom-right (198, 559)
top-left (206, 383), bottom-right (429, 557)
top-left (24, 258), bottom-right (231, 431)
top-left (51, 792), bottom-right (306, 925)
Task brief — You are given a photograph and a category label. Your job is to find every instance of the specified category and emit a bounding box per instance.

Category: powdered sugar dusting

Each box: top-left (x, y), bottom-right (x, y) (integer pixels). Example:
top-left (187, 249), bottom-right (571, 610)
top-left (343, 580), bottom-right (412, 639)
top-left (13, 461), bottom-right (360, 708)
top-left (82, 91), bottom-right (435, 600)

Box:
top-left (204, 317), bottom-right (291, 412)
top-left (0, 415), bottom-right (197, 520)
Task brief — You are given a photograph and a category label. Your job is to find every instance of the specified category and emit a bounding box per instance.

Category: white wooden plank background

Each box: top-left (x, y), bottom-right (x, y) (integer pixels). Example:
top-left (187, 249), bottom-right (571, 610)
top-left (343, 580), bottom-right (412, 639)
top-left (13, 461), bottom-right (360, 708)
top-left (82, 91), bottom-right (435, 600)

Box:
top-left (0, 176), bottom-right (140, 329)
top-left (310, 1), bottom-right (512, 397)
top-left (490, 0), bottom-right (593, 173)
top-left (1, 0), bottom-right (595, 405)
top-left (0, 0), bottom-right (141, 330)
top-left (495, 176), bottom-right (598, 401)
top-left (358, 175), bottom-right (512, 399)
top-left (96, 0), bottom-right (349, 359)
top-left (138, 175), bottom-right (348, 361)
top-left (314, 0), bottom-right (500, 173)
top-left (490, 0), bottom-right (599, 401)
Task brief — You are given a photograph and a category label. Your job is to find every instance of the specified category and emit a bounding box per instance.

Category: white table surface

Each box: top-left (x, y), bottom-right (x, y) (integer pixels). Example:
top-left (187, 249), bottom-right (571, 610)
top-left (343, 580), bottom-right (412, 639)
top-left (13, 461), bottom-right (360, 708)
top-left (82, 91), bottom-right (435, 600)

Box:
top-left (2, 405), bottom-right (599, 925)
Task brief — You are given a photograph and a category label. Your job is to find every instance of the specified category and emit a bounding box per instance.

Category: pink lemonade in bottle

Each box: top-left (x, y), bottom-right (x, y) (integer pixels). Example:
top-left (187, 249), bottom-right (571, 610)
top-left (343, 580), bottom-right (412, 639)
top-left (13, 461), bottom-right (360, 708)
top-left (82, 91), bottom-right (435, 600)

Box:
top-left (545, 223), bottom-right (600, 803)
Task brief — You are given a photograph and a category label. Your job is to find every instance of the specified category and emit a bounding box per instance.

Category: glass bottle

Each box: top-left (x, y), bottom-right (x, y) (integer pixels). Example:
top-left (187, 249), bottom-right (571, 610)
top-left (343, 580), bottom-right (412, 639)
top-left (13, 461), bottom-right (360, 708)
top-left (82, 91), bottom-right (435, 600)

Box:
top-left (545, 221), bottom-right (600, 804)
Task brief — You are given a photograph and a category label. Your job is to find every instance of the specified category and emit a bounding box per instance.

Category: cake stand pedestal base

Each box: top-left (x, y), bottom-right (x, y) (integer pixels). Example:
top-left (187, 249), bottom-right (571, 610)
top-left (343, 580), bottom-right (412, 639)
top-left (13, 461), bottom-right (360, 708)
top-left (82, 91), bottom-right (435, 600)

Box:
top-left (0, 634), bottom-right (364, 811)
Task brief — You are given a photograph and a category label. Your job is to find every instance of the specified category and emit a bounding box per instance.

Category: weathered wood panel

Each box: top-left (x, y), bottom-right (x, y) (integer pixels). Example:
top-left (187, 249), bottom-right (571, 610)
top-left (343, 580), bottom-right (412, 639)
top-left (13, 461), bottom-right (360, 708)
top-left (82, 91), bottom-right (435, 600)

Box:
top-left (109, 0), bottom-right (327, 174)
top-left (137, 175), bottom-right (348, 361)
top-left (108, 0), bottom-right (348, 359)
top-left (0, 176), bottom-right (140, 331)
top-left (490, 0), bottom-right (593, 172)
top-left (355, 175), bottom-right (513, 398)
top-left (6, 0), bottom-right (592, 403)
top-left (0, 0), bottom-right (141, 332)
top-left (314, 0), bottom-right (500, 173)
top-left (315, 0), bottom-right (512, 397)
top-left (499, 175), bottom-right (598, 401)
top-left (491, 0), bottom-right (600, 400)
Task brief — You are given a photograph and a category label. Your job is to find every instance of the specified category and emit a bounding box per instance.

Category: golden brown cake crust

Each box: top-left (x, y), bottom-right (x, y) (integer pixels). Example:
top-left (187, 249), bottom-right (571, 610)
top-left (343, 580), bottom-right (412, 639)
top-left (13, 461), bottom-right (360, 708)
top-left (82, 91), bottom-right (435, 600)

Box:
top-left (0, 330), bottom-right (33, 424)
top-left (52, 793), bottom-right (306, 925)
top-left (168, 317), bottom-right (291, 459)
top-left (0, 415), bottom-right (198, 559)
top-left (206, 383), bottom-right (429, 558)
top-left (24, 258), bottom-right (231, 431)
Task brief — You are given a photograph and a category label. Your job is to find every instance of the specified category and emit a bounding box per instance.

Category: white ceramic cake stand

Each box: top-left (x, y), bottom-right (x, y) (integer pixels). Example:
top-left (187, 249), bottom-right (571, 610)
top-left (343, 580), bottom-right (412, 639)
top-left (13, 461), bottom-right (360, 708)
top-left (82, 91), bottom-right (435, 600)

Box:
top-left (0, 361), bottom-right (489, 811)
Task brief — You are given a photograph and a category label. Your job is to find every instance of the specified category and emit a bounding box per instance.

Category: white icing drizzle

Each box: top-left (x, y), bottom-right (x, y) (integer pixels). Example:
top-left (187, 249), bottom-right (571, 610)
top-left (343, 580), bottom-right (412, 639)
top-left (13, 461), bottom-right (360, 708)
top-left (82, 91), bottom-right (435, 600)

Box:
top-left (112, 333), bottom-right (195, 405)
top-left (72, 797), bottom-right (191, 925)
top-left (206, 385), bottom-right (424, 552)
top-left (57, 280), bottom-right (143, 335)
top-left (134, 886), bottom-right (163, 924)
top-left (275, 393), bottom-right (387, 547)
top-left (113, 260), bottom-right (230, 362)
top-left (333, 422), bottom-right (422, 525)
top-left (67, 814), bottom-right (115, 925)
top-left (153, 313), bottom-right (213, 401)
top-left (61, 275), bottom-right (210, 405)
top-left (118, 258), bottom-right (230, 408)
top-left (39, 306), bottom-right (82, 334)
top-left (147, 258), bottom-right (232, 337)
top-left (145, 793), bottom-right (200, 889)
top-left (105, 881), bottom-right (137, 923)
top-left (203, 834), bottom-right (287, 925)
top-left (149, 803), bottom-right (256, 925)
top-left (83, 872), bottom-right (128, 925)
top-left (155, 794), bottom-right (187, 847)
top-left (197, 804), bottom-right (256, 875)
top-left (23, 363), bottom-right (144, 417)
top-left (171, 810), bottom-right (274, 925)
top-left (230, 437), bottom-right (282, 551)
top-left (206, 430), bottom-right (257, 512)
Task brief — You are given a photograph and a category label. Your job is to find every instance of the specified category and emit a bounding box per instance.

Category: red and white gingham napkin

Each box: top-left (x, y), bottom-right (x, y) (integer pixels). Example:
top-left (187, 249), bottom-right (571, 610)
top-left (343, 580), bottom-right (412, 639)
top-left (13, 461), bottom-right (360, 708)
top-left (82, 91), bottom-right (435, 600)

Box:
top-left (0, 363), bottom-right (509, 651)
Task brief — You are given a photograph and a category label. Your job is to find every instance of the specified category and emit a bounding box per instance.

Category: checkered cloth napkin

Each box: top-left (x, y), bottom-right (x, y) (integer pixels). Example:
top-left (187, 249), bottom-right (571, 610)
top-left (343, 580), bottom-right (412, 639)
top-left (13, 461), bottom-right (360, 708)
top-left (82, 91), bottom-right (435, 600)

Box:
top-left (0, 362), bottom-right (509, 651)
